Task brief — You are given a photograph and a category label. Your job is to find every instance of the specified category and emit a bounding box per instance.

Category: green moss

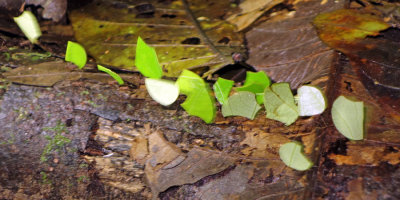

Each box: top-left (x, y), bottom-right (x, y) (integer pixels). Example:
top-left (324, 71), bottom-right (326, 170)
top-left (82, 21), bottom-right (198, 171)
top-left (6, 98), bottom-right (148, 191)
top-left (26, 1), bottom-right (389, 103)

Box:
top-left (43, 121), bottom-right (68, 134)
top-left (77, 175), bottom-right (88, 182)
top-left (41, 121), bottom-right (71, 162)
top-left (86, 100), bottom-right (99, 107)
top-left (80, 90), bottom-right (90, 95)
top-left (0, 65), bottom-right (11, 72)
top-left (79, 163), bottom-right (88, 168)
top-left (2, 52), bottom-right (10, 61)
top-left (15, 107), bottom-right (28, 121)
top-left (97, 93), bottom-right (107, 101)
top-left (40, 171), bottom-right (52, 184)
top-left (56, 91), bottom-right (66, 97)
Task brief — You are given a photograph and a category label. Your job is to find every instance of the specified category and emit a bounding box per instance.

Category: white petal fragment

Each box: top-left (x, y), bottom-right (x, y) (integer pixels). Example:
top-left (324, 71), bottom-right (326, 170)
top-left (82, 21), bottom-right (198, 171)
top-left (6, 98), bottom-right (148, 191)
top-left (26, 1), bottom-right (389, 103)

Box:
top-left (145, 78), bottom-right (179, 106)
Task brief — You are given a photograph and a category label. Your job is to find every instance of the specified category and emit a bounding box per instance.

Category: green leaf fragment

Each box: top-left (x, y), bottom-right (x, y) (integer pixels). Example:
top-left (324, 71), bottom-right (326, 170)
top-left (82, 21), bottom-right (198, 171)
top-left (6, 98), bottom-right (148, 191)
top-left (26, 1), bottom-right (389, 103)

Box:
top-left (264, 83), bottom-right (298, 125)
top-left (145, 78), bottom-right (179, 106)
top-left (222, 91), bottom-right (261, 120)
top-left (213, 77), bottom-right (234, 105)
top-left (13, 11), bottom-right (42, 44)
top-left (255, 93), bottom-right (264, 105)
top-left (297, 85), bottom-right (327, 116)
top-left (279, 141), bottom-right (313, 171)
top-left (331, 96), bottom-right (364, 140)
top-left (65, 41), bottom-right (87, 69)
top-left (176, 70), bottom-right (216, 123)
top-left (135, 37), bottom-right (163, 79)
top-left (97, 65), bottom-right (124, 85)
top-left (237, 72), bottom-right (271, 104)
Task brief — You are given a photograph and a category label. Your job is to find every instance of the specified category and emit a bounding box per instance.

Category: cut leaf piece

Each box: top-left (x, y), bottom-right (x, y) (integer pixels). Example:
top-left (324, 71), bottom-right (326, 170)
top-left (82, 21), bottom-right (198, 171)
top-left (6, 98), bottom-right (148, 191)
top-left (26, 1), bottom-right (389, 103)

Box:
top-left (213, 77), bottom-right (234, 105)
top-left (236, 71), bottom-right (271, 93)
top-left (236, 71), bottom-right (271, 104)
top-left (222, 91), bottom-right (261, 120)
top-left (97, 65), bottom-right (124, 85)
top-left (297, 85), bottom-right (326, 116)
top-left (145, 78), bottom-right (179, 106)
top-left (255, 93), bottom-right (264, 105)
top-left (176, 70), bottom-right (216, 123)
top-left (135, 37), bottom-right (163, 79)
top-left (331, 96), bottom-right (364, 140)
top-left (13, 11), bottom-right (42, 44)
top-left (264, 83), bottom-right (298, 125)
top-left (65, 41), bottom-right (87, 69)
top-left (279, 141), bottom-right (313, 171)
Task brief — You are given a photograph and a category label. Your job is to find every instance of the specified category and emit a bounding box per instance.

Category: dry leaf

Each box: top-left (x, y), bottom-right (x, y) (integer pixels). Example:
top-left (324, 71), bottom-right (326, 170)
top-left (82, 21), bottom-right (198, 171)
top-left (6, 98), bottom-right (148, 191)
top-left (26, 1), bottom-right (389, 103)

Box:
top-left (328, 144), bottom-right (400, 166)
top-left (240, 130), bottom-right (290, 158)
top-left (245, 0), bottom-right (345, 88)
top-left (301, 131), bottom-right (317, 154)
top-left (145, 148), bottom-right (235, 196)
top-left (129, 136), bottom-right (148, 164)
top-left (147, 131), bottom-right (183, 168)
top-left (69, 0), bottom-right (245, 77)
top-left (345, 178), bottom-right (378, 200)
top-left (3, 61), bottom-right (138, 86)
top-left (227, 0), bottom-right (283, 31)
top-left (26, 0), bottom-right (67, 22)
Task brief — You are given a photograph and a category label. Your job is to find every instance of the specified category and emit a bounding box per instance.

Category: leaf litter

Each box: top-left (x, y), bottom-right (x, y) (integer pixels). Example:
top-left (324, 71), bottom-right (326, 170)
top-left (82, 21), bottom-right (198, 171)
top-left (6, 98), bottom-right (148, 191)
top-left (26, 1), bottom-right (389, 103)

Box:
top-left (246, 0), bottom-right (346, 88)
top-left (3, 61), bottom-right (139, 86)
top-left (226, 0), bottom-right (284, 31)
top-left (313, 8), bottom-right (400, 115)
top-left (69, 0), bottom-right (245, 77)
top-left (4, 0), bottom-right (400, 198)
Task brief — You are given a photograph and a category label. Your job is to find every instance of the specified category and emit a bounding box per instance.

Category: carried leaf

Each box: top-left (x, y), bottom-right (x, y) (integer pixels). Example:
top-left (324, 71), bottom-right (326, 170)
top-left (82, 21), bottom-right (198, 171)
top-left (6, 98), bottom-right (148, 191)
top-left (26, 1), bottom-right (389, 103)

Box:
top-left (222, 91), bottom-right (261, 120)
top-left (213, 77), bottom-right (234, 105)
top-left (264, 83), bottom-right (298, 125)
top-left (97, 65), bottom-right (124, 85)
top-left (331, 96), bottom-right (364, 140)
top-left (135, 37), bottom-right (163, 79)
top-left (279, 141), bottom-right (313, 171)
top-left (176, 70), bottom-right (216, 123)
top-left (145, 78), bottom-right (179, 106)
top-left (297, 85), bottom-right (326, 116)
top-left (236, 71), bottom-right (271, 104)
top-left (13, 11), bottom-right (42, 44)
top-left (65, 41), bottom-right (87, 69)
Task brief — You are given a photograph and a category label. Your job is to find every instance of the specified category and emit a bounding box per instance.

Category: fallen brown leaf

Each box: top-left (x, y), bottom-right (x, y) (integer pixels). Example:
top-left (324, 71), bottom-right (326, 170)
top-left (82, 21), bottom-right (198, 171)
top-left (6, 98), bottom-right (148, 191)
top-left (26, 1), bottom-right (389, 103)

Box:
top-left (328, 144), bottom-right (400, 166)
